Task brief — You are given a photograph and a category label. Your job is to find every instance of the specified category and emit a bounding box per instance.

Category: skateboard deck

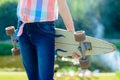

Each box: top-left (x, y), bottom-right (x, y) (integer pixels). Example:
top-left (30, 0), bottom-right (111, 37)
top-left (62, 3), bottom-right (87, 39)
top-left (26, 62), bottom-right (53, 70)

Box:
top-left (55, 28), bottom-right (116, 57)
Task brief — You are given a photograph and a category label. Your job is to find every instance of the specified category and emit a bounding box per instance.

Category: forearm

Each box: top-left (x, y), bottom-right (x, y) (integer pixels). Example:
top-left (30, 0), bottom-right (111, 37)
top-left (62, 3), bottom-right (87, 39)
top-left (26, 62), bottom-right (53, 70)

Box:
top-left (57, 0), bottom-right (75, 32)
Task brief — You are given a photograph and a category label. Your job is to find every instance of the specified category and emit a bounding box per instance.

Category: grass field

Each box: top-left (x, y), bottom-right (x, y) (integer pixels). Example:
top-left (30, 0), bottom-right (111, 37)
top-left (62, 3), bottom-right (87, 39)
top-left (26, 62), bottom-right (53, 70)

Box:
top-left (0, 72), bottom-right (119, 80)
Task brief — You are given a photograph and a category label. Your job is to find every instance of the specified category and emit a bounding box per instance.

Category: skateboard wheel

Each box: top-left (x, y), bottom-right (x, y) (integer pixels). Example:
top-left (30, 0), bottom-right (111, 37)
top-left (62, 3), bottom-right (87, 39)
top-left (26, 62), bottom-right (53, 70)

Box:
top-left (74, 30), bottom-right (86, 42)
top-left (5, 26), bottom-right (15, 36)
top-left (11, 48), bottom-right (20, 56)
top-left (79, 57), bottom-right (90, 69)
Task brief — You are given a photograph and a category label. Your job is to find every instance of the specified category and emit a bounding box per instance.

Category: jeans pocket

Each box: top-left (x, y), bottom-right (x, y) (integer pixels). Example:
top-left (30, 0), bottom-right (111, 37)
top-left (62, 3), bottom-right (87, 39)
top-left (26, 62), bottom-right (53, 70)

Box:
top-left (37, 22), bottom-right (55, 34)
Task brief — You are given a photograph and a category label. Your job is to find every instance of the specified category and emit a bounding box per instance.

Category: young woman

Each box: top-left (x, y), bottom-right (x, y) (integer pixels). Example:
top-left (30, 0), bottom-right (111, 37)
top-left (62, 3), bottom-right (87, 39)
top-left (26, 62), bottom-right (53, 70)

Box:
top-left (17, 0), bottom-right (77, 80)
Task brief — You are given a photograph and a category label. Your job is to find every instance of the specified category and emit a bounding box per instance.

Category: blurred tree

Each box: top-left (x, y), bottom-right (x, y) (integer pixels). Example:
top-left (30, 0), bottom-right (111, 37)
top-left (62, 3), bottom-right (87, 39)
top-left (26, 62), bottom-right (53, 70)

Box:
top-left (55, 0), bottom-right (100, 36)
top-left (98, 0), bottom-right (120, 34)
top-left (113, 0), bottom-right (120, 31)
top-left (0, 43), bottom-right (12, 56)
top-left (0, 1), bottom-right (17, 40)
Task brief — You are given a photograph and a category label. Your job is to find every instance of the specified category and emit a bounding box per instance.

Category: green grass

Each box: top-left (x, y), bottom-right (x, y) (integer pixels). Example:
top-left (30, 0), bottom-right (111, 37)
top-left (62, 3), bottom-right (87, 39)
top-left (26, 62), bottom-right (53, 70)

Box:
top-left (0, 56), bottom-right (23, 69)
top-left (0, 72), bottom-right (27, 80)
top-left (116, 71), bottom-right (120, 79)
top-left (0, 72), bottom-right (119, 80)
top-left (0, 56), bottom-right (24, 71)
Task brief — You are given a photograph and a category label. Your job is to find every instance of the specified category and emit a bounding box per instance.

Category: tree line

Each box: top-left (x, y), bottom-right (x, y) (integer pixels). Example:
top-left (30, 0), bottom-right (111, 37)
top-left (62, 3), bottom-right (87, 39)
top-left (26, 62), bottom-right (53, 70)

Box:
top-left (0, 0), bottom-right (120, 40)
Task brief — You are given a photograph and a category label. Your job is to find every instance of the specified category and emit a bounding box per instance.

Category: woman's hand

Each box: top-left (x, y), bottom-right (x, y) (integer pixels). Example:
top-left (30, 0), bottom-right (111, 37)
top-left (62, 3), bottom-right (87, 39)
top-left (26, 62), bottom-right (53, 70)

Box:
top-left (72, 52), bottom-right (81, 59)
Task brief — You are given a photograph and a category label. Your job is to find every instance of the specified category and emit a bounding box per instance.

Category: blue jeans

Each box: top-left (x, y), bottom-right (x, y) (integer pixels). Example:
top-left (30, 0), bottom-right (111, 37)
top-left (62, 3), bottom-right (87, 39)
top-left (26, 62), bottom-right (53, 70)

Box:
top-left (17, 21), bottom-right (55, 80)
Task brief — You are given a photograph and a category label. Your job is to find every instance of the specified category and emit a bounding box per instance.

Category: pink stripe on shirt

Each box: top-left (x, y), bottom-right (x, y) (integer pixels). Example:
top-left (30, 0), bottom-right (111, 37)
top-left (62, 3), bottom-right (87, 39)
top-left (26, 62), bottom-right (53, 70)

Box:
top-left (47, 0), bottom-right (56, 21)
top-left (21, 0), bottom-right (26, 19)
top-left (24, 0), bottom-right (31, 22)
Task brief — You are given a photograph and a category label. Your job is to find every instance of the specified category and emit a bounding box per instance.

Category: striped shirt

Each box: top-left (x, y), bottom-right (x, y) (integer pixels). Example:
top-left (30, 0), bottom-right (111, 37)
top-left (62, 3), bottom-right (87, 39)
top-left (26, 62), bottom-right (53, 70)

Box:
top-left (17, 0), bottom-right (58, 36)
top-left (17, 0), bottom-right (58, 23)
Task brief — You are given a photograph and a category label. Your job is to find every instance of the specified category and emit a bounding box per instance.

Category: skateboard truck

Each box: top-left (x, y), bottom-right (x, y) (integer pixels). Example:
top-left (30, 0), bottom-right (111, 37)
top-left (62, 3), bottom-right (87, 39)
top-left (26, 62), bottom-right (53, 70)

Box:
top-left (5, 26), bottom-right (20, 56)
top-left (74, 31), bottom-right (91, 69)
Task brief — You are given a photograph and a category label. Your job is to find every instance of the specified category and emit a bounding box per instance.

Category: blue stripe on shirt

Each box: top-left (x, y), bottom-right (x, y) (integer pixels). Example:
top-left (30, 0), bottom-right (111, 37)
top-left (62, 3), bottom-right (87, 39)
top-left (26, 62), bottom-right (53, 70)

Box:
top-left (34, 0), bottom-right (42, 21)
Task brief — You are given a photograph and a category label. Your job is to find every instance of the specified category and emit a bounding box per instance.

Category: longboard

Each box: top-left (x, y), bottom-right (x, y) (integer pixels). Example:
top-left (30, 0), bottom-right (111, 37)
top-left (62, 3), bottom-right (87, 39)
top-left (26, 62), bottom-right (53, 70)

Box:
top-left (55, 28), bottom-right (116, 57)
top-left (6, 26), bottom-right (116, 68)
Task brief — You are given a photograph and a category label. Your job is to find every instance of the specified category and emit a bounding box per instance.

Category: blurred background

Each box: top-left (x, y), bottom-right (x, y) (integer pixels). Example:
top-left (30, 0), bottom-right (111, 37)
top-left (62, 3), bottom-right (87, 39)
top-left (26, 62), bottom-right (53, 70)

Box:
top-left (0, 0), bottom-right (120, 80)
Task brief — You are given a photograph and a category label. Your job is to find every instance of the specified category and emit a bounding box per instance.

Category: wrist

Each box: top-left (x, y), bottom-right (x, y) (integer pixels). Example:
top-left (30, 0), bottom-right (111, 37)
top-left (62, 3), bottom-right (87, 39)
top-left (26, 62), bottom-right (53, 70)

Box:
top-left (67, 28), bottom-right (75, 32)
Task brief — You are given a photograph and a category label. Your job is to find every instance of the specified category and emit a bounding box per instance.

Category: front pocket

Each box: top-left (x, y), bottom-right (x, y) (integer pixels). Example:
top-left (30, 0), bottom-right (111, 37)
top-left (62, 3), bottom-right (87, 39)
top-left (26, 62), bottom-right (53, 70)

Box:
top-left (36, 22), bottom-right (55, 34)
